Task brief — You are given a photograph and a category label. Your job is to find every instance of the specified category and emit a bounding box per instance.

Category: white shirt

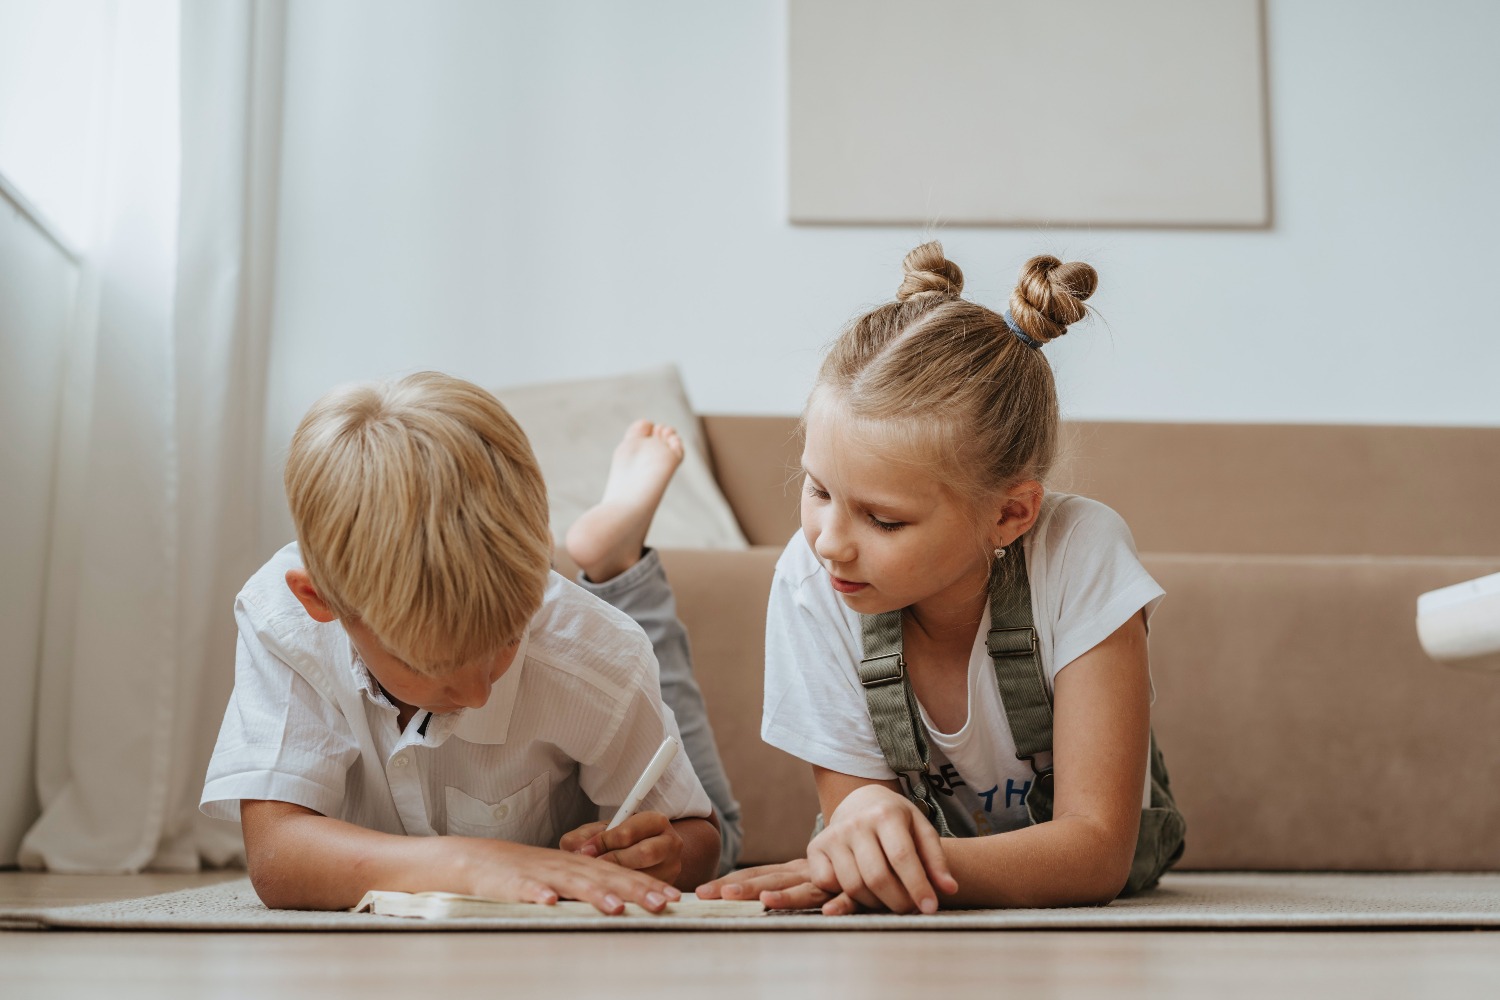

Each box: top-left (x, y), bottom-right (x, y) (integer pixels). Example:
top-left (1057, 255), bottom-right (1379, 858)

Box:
top-left (761, 493), bottom-right (1164, 836)
top-left (202, 543), bottom-right (711, 846)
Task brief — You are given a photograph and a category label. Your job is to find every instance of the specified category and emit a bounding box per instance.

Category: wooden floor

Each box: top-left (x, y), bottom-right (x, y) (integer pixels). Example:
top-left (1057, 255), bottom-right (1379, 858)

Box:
top-left (4, 872), bottom-right (1499, 999)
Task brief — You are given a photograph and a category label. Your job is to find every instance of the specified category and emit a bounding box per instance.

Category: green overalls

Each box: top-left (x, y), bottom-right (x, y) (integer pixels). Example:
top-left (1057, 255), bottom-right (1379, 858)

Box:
top-left (851, 551), bottom-right (1186, 897)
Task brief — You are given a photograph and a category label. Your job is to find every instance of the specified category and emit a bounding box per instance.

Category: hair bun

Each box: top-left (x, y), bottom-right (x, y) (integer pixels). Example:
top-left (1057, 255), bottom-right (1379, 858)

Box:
top-left (1008, 255), bottom-right (1098, 344)
top-left (897, 241), bottom-right (965, 302)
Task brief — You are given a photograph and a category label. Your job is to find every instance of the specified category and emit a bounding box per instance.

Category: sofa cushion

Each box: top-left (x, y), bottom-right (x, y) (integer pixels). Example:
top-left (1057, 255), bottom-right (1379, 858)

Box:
top-left (497, 366), bottom-right (749, 551)
top-left (658, 546), bottom-right (818, 866)
top-left (1140, 554), bottom-right (1500, 870)
top-left (662, 547), bottom-right (1500, 871)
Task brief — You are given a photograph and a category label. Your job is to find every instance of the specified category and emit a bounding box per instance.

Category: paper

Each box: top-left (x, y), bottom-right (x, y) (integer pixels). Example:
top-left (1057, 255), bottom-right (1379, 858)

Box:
top-left (352, 890), bottom-right (765, 920)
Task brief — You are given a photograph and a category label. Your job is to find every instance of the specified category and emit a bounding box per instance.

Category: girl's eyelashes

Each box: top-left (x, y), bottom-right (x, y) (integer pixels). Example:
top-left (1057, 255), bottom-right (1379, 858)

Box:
top-left (805, 479), bottom-right (905, 530)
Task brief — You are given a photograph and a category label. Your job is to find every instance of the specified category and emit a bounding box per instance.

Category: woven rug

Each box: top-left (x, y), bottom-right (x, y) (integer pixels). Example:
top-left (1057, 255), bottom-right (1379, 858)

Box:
top-left (5, 873), bottom-right (1500, 931)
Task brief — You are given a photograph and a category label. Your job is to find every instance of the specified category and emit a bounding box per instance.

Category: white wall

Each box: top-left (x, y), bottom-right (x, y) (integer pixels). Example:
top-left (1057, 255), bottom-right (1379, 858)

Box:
top-left (0, 0), bottom-right (112, 246)
top-left (263, 0), bottom-right (1500, 544)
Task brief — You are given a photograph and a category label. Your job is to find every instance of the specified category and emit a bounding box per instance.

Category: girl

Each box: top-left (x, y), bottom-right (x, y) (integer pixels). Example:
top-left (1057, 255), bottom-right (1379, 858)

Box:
top-left (700, 242), bottom-right (1184, 914)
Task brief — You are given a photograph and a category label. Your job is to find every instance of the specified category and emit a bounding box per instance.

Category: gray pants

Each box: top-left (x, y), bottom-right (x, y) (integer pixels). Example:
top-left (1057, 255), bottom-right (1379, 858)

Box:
top-left (576, 550), bottom-right (743, 876)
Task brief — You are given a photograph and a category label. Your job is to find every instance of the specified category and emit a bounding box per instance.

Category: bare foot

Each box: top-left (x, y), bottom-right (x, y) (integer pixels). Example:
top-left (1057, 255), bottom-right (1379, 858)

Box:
top-left (565, 420), bottom-right (685, 583)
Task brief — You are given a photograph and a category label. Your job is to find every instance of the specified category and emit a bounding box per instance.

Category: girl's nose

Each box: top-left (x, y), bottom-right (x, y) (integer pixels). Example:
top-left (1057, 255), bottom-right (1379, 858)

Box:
top-left (814, 512), bottom-right (855, 565)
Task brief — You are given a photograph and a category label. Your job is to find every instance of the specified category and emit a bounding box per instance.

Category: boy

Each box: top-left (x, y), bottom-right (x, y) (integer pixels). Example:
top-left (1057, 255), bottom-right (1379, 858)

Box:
top-left (201, 373), bottom-right (721, 912)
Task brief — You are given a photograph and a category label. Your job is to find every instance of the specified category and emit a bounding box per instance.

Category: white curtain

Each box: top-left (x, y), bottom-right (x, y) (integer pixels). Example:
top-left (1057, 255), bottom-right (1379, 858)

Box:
top-left (20, 0), bottom-right (284, 872)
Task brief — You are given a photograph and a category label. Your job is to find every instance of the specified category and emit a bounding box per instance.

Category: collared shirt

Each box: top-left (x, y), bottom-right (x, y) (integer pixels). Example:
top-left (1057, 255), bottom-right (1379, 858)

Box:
top-left (201, 543), bottom-right (711, 846)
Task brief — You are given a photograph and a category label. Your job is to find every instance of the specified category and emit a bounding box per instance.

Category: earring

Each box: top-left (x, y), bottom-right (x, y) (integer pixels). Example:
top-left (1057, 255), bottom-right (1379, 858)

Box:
top-left (993, 546), bottom-right (1006, 560)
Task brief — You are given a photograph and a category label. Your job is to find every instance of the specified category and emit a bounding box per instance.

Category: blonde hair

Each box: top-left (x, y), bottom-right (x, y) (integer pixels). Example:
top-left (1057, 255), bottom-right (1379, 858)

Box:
top-left (812, 240), bottom-right (1097, 512)
top-left (284, 371), bottom-right (551, 675)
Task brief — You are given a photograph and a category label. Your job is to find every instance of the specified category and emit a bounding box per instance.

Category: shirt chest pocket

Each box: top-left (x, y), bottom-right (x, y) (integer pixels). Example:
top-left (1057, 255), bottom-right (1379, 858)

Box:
top-left (444, 772), bottom-right (552, 843)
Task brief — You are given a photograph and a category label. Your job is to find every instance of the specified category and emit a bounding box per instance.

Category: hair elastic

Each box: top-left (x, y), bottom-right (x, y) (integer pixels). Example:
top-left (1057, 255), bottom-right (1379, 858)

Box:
top-left (1003, 310), bottom-right (1042, 350)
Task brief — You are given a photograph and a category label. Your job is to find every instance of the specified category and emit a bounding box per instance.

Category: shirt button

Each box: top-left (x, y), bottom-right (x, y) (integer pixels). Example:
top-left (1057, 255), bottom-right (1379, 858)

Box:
top-left (492, 803), bottom-right (510, 821)
top-left (392, 756), bottom-right (409, 769)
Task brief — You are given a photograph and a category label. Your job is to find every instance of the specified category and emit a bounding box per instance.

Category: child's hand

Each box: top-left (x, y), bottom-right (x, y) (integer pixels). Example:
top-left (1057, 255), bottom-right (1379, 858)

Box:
top-left (809, 785), bottom-right (958, 915)
top-left (559, 811), bottom-right (686, 886)
top-left (696, 858), bottom-right (834, 911)
top-left (461, 838), bottom-right (681, 915)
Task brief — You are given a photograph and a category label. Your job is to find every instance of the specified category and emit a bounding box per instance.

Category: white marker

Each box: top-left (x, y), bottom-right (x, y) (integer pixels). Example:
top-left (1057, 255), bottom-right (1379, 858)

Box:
top-left (605, 736), bottom-right (680, 830)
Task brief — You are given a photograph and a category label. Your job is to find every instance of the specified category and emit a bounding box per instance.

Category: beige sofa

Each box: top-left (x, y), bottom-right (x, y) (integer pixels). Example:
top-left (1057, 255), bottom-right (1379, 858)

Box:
top-left (645, 417), bottom-right (1500, 871)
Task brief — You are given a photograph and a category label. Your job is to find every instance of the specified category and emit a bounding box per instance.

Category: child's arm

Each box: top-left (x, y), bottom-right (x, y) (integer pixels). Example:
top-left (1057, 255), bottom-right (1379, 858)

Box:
top-left (930, 610), bottom-right (1151, 908)
top-left (811, 611), bottom-right (1152, 913)
top-left (668, 815), bottom-right (720, 888)
top-left (240, 799), bottom-right (683, 913)
top-left (694, 771), bottom-right (945, 911)
top-left (559, 811), bottom-right (721, 892)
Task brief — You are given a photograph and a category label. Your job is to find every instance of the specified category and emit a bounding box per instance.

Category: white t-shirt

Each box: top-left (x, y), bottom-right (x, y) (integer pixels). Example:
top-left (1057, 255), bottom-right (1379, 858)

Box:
top-left (202, 543), bottom-right (712, 846)
top-left (761, 493), bottom-right (1164, 837)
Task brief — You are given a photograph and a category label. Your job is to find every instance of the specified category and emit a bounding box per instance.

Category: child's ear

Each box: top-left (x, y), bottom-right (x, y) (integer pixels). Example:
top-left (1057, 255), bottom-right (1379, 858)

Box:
top-left (285, 569), bottom-right (339, 623)
top-left (990, 480), bottom-right (1044, 548)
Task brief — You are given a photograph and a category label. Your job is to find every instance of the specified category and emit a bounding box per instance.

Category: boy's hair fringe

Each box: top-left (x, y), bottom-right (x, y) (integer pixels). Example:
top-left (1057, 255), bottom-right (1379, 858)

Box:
top-left (284, 371), bottom-right (551, 675)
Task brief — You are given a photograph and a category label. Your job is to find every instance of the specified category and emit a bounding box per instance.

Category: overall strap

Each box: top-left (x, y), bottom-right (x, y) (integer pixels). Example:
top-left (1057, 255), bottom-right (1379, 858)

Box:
top-left (857, 550), bottom-right (1052, 836)
top-left (985, 557), bottom-right (1053, 768)
top-left (858, 610), bottom-right (954, 836)
top-left (857, 534), bottom-right (1184, 891)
